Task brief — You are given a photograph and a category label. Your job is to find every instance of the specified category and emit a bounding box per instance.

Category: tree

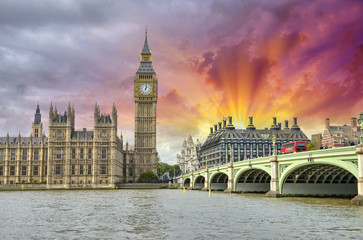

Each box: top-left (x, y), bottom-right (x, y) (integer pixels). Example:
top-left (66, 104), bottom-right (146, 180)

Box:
top-left (157, 162), bottom-right (170, 176)
top-left (138, 170), bottom-right (159, 183)
top-left (170, 165), bottom-right (181, 177)
top-left (307, 142), bottom-right (317, 151)
top-left (157, 162), bottom-right (182, 177)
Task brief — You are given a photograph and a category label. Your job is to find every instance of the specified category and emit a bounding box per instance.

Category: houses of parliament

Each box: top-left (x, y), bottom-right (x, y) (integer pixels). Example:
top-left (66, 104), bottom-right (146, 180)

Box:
top-left (0, 31), bottom-right (159, 188)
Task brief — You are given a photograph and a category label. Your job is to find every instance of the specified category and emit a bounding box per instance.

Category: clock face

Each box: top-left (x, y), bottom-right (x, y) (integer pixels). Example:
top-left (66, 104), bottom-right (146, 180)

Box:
top-left (140, 83), bottom-right (152, 95)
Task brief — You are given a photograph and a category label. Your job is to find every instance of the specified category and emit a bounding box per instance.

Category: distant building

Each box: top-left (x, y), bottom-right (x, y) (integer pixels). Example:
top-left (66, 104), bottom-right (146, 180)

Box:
top-left (176, 135), bottom-right (201, 174)
top-left (199, 116), bottom-right (309, 168)
top-left (322, 116), bottom-right (361, 148)
top-left (311, 134), bottom-right (322, 149)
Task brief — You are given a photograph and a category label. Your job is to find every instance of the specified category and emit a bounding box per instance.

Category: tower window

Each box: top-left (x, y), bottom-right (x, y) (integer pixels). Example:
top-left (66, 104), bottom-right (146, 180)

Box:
top-left (72, 164), bottom-right (75, 175)
top-left (33, 166), bottom-right (38, 176)
top-left (10, 166), bottom-right (15, 176)
top-left (88, 148), bottom-right (92, 159)
top-left (35, 129), bottom-right (38, 137)
top-left (0, 151), bottom-right (3, 161)
top-left (100, 164), bottom-right (107, 175)
top-left (22, 166), bottom-right (27, 176)
top-left (72, 149), bottom-right (75, 159)
top-left (101, 148), bottom-right (107, 159)
top-left (34, 150), bottom-right (39, 161)
top-left (80, 149), bottom-right (84, 159)
top-left (55, 165), bottom-right (62, 175)
top-left (22, 149), bottom-right (27, 160)
top-left (55, 148), bottom-right (63, 159)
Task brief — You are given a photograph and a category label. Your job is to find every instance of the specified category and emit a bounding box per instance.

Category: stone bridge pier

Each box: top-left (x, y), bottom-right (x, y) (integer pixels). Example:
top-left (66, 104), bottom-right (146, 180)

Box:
top-left (352, 144), bottom-right (363, 205)
top-left (188, 173), bottom-right (194, 190)
top-left (224, 163), bottom-right (234, 193)
top-left (201, 169), bottom-right (209, 191)
top-left (266, 155), bottom-right (281, 197)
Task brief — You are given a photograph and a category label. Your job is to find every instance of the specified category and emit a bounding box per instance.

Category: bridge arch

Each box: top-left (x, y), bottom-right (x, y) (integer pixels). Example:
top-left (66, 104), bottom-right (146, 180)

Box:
top-left (193, 175), bottom-right (205, 190)
top-left (234, 167), bottom-right (271, 193)
top-left (279, 160), bottom-right (358, 196)
top-left (209, 171), bottom-right (228, 191)
top-left (183, 178), bottom-right (191, 188)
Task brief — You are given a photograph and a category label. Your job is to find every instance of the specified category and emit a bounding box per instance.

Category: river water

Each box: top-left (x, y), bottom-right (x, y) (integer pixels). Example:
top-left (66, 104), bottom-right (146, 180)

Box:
top-left (0, 189), bottom-right (362, 239)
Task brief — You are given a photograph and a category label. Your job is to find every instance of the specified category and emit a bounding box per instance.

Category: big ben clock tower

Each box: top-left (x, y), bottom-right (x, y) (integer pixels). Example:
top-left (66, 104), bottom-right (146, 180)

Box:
top-left (134, 29), bottom-right (158, 179)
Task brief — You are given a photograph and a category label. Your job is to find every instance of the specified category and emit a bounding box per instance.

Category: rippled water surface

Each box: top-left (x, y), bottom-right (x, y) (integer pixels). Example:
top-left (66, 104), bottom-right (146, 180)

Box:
top-left (0, 189), bottom-right (363, 239)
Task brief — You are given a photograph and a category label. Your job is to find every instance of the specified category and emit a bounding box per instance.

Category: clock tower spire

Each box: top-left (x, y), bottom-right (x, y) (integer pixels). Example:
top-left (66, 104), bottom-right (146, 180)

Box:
top-left (134, 29), bottom-right (158, 179)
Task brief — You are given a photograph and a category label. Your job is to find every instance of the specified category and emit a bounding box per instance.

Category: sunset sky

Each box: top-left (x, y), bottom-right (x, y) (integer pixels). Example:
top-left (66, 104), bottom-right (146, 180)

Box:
top-left (0, 0), bottom-right (362, 164)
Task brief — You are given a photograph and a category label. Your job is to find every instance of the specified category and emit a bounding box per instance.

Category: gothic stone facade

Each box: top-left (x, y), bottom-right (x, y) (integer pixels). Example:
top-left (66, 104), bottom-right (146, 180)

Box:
top-left (133, 30), bottom-right (159, 179)
top-left (0, 103), bottom-right (137, 188)
top-left (0, 33), bottom-right (158, 187)
top-left (199, 116), bottom-right (309, 168)
top-left (176, 135), bottom-right (201, 174)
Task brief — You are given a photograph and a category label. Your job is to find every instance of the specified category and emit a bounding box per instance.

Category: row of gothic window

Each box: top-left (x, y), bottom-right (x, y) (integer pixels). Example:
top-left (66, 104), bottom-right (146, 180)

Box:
top-left (0, 149), bottom-right (46, 161)
top-left (139, 74), bottom-right (152, 79)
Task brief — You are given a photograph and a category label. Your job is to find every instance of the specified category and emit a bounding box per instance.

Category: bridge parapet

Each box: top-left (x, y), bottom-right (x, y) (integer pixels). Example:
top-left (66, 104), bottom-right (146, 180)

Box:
top-left (181, 146), bottom-right (362, 205)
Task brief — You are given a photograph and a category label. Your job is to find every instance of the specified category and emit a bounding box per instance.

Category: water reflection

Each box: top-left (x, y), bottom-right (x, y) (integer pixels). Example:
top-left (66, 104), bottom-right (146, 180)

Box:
top-left (0, 190), bottom-right (362, 239)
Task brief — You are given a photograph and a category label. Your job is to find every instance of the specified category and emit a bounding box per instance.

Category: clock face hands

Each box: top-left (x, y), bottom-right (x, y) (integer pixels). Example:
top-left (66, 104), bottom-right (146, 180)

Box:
top-left (140, 83), bottom-right (152, 95)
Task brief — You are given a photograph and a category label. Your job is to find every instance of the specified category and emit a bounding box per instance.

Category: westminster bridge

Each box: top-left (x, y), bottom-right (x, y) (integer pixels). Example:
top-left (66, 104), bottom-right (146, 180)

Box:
top-left (182, 144), bottom-right (363, 205)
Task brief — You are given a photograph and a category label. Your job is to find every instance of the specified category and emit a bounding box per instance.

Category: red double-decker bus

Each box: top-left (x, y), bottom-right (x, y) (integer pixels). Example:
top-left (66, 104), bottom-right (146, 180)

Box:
top-left (281, 141), bottom-right (307, 154)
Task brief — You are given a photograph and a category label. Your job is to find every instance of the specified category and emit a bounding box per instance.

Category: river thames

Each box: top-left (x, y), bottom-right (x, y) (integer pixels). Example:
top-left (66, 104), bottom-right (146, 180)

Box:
top-left (0, 189), bottom-right (362, 239)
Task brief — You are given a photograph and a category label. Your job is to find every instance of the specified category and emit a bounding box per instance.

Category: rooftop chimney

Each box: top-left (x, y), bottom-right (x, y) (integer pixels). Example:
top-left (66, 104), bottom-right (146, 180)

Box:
top-left (214, 124), bottom-right (218, 132)
top-left (351, 117), bottom-right (357, 131)
top-left (278, 123), bottom-right (281, 129)
top-left (285, 120), bottom-right (289, 129)
top-left (223, 119), bottom-right (227, 128)
top-left (218, 122), bottom-right (222, 130)
top-left (226, 116), bottom-right (235, 129)
top-left (247, 116), bottom-right (256, 130)
top-left (210, 127), bottom-right (213, 134)
top-left (292, 117), bottom-right (300, 130)
top-left (271, 117), bottom-right (279, 129)
top-left (325, 118), bottom-right (330, 129)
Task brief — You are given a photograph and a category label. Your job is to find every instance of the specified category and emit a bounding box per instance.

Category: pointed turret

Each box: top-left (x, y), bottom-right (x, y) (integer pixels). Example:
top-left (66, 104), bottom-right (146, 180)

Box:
top-left (34, 104), bottom-right (41, 124)
top-left (71, 105), bottom-right (75, 129)
top-left (112, 103), bottom-right (117, 127)
top-left (137, 28), bottom-right (154, 73)
top-left (141, 26), bottom-right (151, 55)
top-left (120, 132), bottom-right (123, 151)
top-left (94, 103), bottom-right (100, 125)
top-left (54, 105), bottom-right (58, 118)
top-left (49, 102), bottom-right (53, 121)
top-left (18, 132), bottom-right (21, 145)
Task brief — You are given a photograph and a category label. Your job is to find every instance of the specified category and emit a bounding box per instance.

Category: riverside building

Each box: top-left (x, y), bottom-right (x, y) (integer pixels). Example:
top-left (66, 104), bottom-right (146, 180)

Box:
top-left (199, 116), bottom-right (309, 168)
top-left (176, 135), bottom-right (201, 174)
top-left (0, 31), bottom-right (158, 188)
